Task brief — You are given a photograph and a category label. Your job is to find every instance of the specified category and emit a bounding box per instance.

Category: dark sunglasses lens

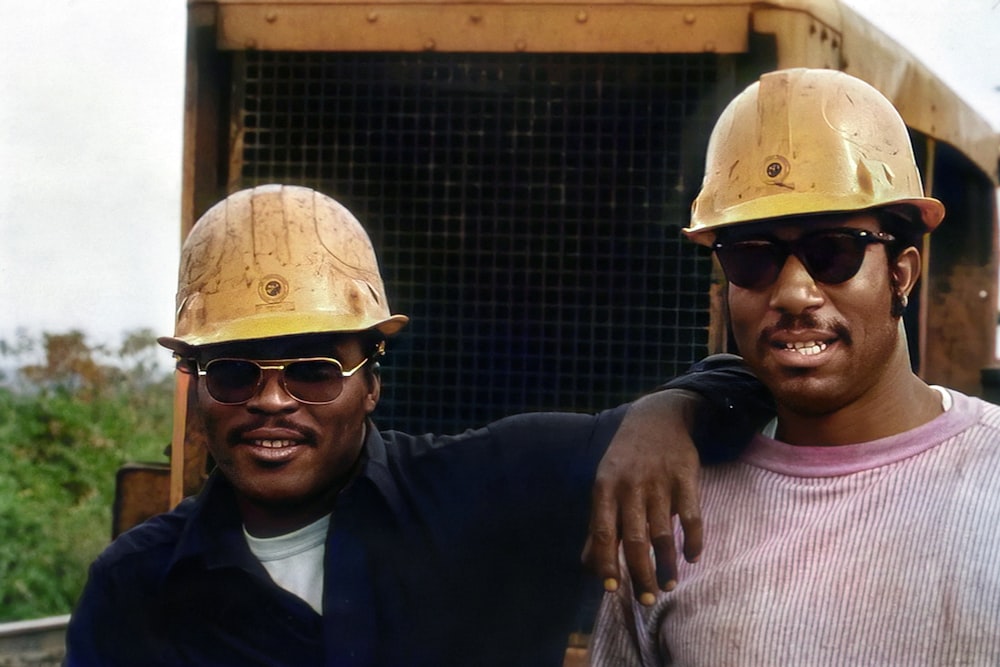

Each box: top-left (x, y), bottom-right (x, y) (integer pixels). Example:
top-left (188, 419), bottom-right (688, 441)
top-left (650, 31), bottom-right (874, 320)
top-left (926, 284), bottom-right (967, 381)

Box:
top-left (283, 360), bottom-right (345, 403)
top-left (799, 233), bottom-right (866, 284)
top-left (716, 240), bottom-right (784, 289)
top-left (205, 360), bottom-right (261, 403)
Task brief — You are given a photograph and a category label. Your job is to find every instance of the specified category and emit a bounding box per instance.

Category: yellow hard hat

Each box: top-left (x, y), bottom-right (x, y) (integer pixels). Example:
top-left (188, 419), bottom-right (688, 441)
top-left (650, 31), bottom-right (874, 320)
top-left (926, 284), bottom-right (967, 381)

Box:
top-left (158, 184), bottom-right (408, 352)
top-left (684, 68), bottom-right (945, 246)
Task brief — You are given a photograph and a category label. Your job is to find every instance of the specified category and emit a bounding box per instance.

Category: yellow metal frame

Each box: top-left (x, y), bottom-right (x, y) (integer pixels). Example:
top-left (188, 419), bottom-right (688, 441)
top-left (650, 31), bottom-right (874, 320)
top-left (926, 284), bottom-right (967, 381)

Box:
top-left (215, 2), bottom-right (751, 54)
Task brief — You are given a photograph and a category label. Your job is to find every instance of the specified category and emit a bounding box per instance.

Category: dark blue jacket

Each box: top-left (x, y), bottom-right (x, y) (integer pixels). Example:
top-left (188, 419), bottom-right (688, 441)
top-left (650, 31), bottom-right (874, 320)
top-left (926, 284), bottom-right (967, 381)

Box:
top-left (65, 355), bottom-right (769, 666)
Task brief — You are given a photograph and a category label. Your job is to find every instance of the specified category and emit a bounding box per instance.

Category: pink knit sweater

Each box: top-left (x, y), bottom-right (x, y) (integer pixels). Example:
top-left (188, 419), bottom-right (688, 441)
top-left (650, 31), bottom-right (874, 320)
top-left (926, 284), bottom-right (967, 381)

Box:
top-left (591, 389), bottom-right (1000, 666)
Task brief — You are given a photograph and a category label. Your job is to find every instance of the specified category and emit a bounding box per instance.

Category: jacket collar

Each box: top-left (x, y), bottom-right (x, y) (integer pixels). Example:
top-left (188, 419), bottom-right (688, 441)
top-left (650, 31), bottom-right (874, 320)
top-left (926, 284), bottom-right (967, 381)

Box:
top-left (164, 419), bottom-right (407, 575)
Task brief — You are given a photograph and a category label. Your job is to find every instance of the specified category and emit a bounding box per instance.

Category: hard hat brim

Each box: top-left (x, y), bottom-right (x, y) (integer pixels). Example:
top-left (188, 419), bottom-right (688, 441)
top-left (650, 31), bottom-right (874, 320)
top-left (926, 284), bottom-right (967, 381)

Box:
top-left (683, 196), bottom-right (945, 246)
top-left (158, 313), bottom-right (409, 353)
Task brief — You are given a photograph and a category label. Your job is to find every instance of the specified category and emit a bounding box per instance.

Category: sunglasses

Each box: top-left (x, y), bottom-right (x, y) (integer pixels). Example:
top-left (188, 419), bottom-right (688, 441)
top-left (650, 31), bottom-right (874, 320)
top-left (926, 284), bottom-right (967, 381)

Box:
top-left (194, 355), bottom-right (374, 405)
top-left (712, 228), bottom-right (896, 289)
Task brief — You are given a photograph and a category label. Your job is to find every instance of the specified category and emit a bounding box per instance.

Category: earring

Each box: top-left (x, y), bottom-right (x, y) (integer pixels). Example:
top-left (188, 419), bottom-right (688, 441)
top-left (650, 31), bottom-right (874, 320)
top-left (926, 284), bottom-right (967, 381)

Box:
top-left (901, 295), bottom-right (909, 308)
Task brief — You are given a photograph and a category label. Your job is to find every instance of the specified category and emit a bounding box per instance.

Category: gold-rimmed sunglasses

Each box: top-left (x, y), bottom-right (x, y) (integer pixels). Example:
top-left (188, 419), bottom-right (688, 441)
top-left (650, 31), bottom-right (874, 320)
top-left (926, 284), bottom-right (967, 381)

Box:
top-left (187, 342), bottom-right (385, 405)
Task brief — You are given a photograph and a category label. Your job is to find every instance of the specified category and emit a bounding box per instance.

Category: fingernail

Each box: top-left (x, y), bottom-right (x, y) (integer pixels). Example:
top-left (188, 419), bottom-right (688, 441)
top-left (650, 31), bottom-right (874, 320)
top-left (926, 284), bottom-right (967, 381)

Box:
top-left (663, 579), bottom-right (677, 592)
top-left (639, 592), bottom-right (656, 606)
top-left (603, 578), bottom-right (619, 592)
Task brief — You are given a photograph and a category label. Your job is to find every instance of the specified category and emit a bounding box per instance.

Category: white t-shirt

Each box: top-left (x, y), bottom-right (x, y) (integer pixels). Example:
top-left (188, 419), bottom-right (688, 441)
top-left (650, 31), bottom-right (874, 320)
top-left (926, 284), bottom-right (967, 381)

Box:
top-left (244, 514), bottom-right (329, 614)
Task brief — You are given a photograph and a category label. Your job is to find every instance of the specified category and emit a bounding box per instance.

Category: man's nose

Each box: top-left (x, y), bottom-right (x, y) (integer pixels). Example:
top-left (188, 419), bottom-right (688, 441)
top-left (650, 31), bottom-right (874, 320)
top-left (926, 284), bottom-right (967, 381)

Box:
top-left (767, 254), bottom-right (825, 314)
top-left (246, 370), bottom-right (299, 412)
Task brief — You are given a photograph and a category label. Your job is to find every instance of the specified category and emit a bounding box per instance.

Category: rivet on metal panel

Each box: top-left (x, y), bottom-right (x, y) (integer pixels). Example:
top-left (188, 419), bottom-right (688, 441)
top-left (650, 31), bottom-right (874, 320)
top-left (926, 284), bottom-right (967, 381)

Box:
top-left (515, 39), bottom-right (527, 51)
top-left (265, 11), bottom-right (277, 23)
top-left (703, 40), bottom-right (716, 52)
top-left (469, 9), bottom-right (483, 23)
top-left (576, 11), bottom-right (588, 23)
top-left (245, 38), bottom-right (257, 49)
top-left (366, 11), bottom-right (379, 23)
top-left (424, 38), bottom-right (437, 51)
top-left (684, 13), bottom-right (696, 25)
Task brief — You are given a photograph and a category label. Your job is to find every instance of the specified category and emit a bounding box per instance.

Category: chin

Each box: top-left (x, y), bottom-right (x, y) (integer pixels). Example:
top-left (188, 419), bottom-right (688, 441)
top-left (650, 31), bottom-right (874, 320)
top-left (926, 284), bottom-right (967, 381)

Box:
top-left (780, 391), bottom-right (851, 419)
top-left (237, 477), bottom-right (310, 506)
top-left (768, 375), bottom-right (847, 416)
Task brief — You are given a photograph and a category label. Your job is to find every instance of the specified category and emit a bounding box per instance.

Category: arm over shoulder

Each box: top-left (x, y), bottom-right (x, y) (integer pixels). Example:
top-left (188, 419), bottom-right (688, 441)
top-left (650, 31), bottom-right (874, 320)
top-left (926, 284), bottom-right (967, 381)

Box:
top-left (660, 353), bottom-right (774, 463)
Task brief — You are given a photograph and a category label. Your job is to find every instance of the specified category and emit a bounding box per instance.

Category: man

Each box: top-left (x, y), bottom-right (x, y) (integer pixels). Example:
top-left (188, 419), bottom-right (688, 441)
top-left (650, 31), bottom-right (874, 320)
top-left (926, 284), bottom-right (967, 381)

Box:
top-left (64, 184), bottom-right (766, 666)
top-left (592, 68), bottom-right (1000, 665)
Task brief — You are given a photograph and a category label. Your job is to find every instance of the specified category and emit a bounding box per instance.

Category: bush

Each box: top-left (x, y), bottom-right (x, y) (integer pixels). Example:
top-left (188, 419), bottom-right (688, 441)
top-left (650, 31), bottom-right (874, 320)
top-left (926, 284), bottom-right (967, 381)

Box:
top-left (0, 329), bottom-right (173, 622)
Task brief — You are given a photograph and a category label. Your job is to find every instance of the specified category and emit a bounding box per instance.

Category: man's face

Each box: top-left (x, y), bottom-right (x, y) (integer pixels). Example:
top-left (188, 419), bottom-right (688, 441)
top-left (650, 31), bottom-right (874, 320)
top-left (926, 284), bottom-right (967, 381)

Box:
top-left (721, 213), bottom-right (904, 417)
top-left (194, 333), bottom-right (379, 520)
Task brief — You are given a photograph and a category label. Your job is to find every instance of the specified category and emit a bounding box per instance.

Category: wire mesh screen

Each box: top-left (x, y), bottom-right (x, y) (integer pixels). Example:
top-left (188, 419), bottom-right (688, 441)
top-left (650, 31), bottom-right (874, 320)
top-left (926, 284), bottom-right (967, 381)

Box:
top-left (237, 51), bottom-right (720, 435)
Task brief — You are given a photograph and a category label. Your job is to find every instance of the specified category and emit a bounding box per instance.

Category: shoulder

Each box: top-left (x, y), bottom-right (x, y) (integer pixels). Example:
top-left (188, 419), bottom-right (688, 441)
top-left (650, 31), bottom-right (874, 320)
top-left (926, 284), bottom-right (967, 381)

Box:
top-left (88, 499), bottom-right (195, 579)
top-left (921, 391), bottom-right (1000, 475)
top-left (944, 390), bottom-right (1000, 432)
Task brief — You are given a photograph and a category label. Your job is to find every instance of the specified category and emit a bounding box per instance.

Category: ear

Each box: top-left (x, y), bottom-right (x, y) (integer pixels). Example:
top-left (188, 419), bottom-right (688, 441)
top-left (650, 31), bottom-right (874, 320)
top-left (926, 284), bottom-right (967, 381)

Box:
top-left (893, 245), bottom-right (922, 300)
top-left (362, 372), bottom-right (381, 415)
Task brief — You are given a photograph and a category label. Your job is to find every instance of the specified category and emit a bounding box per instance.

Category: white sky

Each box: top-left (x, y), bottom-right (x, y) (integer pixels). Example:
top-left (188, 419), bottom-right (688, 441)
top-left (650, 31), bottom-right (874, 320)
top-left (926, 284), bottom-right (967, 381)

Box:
top-left (1, 0), bottom-right (186, 348)
top-left (1, 0), bottom-right (998, 351)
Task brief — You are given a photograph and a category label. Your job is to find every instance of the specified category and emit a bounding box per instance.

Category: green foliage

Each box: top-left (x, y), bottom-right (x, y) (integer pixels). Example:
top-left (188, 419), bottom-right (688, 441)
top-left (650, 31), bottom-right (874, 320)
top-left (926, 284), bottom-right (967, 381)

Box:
top-left (0, 329), bottom-right (173, 622)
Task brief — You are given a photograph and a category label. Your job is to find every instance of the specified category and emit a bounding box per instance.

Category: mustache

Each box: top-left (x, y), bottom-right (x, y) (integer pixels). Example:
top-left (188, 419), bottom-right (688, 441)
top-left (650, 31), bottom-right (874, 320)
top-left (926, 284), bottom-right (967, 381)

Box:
top-left (759, 312), bottom-right (853, 347)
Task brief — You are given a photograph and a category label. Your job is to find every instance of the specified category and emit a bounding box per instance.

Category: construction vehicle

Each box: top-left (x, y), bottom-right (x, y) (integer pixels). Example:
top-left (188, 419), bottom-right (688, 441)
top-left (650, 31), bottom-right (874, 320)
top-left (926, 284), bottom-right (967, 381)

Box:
top-left (113, 0), bottom-right (999, 661)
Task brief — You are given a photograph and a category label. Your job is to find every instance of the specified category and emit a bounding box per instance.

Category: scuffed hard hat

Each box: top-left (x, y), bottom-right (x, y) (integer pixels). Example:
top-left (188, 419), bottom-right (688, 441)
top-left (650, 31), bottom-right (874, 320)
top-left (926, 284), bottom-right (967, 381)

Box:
top-left (684, 68), bottom-right (945, 245)
top-left (158, 184), bottom-right (408, 352)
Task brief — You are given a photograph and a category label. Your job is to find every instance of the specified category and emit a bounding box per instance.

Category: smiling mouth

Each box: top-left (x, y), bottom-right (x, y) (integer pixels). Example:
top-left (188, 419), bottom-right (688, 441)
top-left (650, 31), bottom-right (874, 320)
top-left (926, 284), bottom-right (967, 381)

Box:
top-left (782, 341), bottom-right (829, 356)
top-left (250, 439), bottom-right (301, 449)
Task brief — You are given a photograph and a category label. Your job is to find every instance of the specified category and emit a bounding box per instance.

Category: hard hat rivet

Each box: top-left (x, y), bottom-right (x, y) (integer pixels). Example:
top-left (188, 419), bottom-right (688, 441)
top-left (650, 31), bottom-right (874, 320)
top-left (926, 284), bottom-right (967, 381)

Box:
top-left (761, 155), bottom-right (790, 184)
top-left (259, 275), bottom-right (289, 303)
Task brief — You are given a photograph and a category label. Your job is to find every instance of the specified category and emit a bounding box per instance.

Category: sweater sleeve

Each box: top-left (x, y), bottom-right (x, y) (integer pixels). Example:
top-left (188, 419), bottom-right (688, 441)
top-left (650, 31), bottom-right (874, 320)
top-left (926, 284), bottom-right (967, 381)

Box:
top-left (659, 353), bottom-right (775, 463)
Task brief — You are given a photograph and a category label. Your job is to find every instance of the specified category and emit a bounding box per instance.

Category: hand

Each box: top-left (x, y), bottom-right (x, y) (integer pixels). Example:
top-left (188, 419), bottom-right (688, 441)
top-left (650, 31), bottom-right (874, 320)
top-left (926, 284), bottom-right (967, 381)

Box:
top-left (581, 389), bottom-right (703, 605)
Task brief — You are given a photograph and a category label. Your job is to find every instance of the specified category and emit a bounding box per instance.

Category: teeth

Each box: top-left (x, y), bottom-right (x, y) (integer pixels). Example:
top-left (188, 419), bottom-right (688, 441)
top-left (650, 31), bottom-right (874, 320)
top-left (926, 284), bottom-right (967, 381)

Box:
top-left (252, 439), bottom-right (297, 449)
top-left (784, 341), bottom-right (827, 356)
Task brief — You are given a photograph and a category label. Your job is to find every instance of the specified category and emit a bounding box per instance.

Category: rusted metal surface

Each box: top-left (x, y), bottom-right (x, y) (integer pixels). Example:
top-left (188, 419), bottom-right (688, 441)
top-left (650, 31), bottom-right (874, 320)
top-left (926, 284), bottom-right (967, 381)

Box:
top-left (113, 463), bottom-right (170, 537)
top-left (753, 5), bottom-right (841, 72)
top-left (924, 263), bottom-right (998, 394)
top-left (181, 2), bottom-right (228, 240)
